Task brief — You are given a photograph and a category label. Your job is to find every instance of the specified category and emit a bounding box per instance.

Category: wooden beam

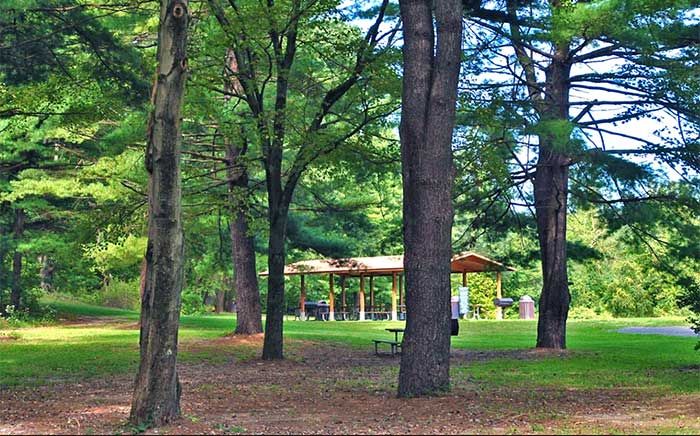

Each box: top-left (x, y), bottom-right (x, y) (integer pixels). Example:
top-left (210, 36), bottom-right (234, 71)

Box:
top-left (462, 271), bottom-right (467, 287)
top-left (328, 273), bottom-right (335, 321)
top-left (369, 276), bottom-right (375, 312)
top-left (359, 275), bottom-right (366, 321)
top-left (391, 272), bottom-right (398, 321)
top-left (300, 274), bottom-right (306, 321)
top-left (399, 273), bottom-right (404, 309)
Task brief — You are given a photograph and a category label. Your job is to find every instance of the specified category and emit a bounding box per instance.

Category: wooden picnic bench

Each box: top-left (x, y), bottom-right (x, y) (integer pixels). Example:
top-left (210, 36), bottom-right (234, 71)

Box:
top-left (372, 339), bottom-right (401, 356)
top-left (373, 328), bottom-right (405, 356)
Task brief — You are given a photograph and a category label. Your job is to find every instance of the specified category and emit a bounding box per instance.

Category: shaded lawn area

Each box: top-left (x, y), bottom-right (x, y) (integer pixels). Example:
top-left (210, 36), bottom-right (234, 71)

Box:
top-left (2, 299), bottom-right (696, 393)
top-left (1, 298), bottom-right (699, 434)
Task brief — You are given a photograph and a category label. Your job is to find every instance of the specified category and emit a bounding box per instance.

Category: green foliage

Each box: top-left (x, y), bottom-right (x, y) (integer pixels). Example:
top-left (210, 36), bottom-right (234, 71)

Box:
top-left (92, 279), bottom-right (141, 311)
top-left (2, 287), bottom-right (56, 325)
top-left (83, 233), bottom-right (147, 280)
top-left (181, 288), bottom-right (206, 316)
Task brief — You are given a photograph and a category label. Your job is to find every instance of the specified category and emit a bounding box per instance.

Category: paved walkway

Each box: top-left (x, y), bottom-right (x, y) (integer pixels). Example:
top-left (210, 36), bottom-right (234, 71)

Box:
top-left (617, 326), bottom-right (698, 337)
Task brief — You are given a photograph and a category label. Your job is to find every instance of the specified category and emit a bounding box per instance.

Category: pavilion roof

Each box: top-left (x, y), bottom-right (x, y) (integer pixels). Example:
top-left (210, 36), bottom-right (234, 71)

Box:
top-left (259, 252), bottom-right (514, 277)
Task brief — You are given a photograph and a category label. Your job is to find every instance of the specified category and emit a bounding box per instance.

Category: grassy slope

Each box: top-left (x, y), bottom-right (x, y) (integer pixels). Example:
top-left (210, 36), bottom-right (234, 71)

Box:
top-left (0, 298), bottom-right (697, 395)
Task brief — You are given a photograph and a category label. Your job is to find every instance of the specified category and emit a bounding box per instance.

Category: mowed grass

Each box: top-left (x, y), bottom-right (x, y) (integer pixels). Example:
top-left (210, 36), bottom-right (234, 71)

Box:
top-left (0, 298), bottom-right (698, 397)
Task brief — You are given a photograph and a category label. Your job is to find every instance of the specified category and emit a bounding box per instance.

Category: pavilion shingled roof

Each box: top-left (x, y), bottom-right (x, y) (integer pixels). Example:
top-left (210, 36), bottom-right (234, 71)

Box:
top-left (259, 252), bottom-right (514, 277)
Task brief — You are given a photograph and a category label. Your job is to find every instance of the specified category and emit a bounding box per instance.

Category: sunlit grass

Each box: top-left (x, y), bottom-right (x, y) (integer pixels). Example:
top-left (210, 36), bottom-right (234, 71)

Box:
top-left (0, 298), bottom-right (697, 396)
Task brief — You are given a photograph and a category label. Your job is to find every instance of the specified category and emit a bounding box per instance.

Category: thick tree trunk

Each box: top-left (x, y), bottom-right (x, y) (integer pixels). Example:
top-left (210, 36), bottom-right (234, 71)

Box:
top-left (534, 44), bottom-right (572, 350)
top-left (397, 0), bottom-right (462, 397)
top-left (11, 208), bottom-right (25, 311)
top-left (262, 214), bottom-right (287, 359)
top-left (129, 0), bottom-right (188, 428)
top-left (226, 144), bottom-right (262, 334)
top-left (534, 149), bottom-right (570, 348)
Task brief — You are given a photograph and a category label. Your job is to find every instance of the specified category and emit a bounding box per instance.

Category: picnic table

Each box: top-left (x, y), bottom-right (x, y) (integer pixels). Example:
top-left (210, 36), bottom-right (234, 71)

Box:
top-left (373, 328), bottom-right (404, 356)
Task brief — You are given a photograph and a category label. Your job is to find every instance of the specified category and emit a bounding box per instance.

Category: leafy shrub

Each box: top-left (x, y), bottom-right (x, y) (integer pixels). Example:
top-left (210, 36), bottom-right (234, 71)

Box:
top-left (181, 288), bottom-right (206, 315)
top-left (2, 287), bottom-right (56, 325)
top-left (678, 279), bottom-right (700, 351)
top-left (568, 306), bottom-right (611, 320)
top-left (96, 279), bottom-right (140, 310)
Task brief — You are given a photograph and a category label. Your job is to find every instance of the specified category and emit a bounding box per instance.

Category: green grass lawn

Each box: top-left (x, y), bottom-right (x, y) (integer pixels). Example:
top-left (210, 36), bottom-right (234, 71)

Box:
top-left (0, 298), bottom-right (698, 397)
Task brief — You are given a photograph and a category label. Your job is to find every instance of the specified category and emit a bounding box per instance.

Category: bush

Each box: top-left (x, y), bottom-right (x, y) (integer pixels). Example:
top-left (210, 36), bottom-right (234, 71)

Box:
top-left (2, 287), bottom-right (56, 325)
top-left (568, 306), bottom-right (611, 320)
top-left (181, 288), bottom-right (206, 315)
top-left (95, 279), bottom-right (141, 310)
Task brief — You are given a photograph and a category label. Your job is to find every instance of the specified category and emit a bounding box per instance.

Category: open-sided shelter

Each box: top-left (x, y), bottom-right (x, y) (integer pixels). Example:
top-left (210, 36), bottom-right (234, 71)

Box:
top-left (260, 252), bottom-right (515, 321)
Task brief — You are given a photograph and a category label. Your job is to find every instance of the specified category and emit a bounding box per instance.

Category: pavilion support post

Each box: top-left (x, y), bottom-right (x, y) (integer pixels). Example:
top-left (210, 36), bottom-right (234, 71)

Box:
top-left (369, 276), bottom-right (375, 318)
top-left (391, 272), bottom-right (398, 321)
top-left (359, 275), bottom-right (366, 321)
top-left (496, 271), bottom-right (503, 320)
top-left (399, 274), bottom-right (404, 313)
top-left (328, 274), bottom-right (335, 321)
top-left (461, 271), bottom-right (468, 319)
top-left (300, 274), bottom-right (306, 321)
top-left (341, 276), bottom-right (347, 317)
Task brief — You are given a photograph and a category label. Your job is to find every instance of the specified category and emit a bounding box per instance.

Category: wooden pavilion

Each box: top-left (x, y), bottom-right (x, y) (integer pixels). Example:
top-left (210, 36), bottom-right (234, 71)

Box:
top-left (260, 252), bottom-right (515, 321)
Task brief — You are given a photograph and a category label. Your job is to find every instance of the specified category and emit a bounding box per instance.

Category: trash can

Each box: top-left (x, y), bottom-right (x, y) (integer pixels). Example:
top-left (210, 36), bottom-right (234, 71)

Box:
top-left (519, 295), bottom-right (535, 319)
top-left (450, 296), bottom-right (459, 336)
top-left (315, 301), bottom-right (330, 321)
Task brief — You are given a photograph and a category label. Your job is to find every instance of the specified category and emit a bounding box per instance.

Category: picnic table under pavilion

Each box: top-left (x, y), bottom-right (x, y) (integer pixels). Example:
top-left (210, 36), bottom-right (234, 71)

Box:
top-left (260, 252), bottom-right (515, 321)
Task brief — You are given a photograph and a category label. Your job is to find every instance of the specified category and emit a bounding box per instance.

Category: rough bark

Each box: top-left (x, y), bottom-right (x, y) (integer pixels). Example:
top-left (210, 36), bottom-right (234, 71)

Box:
top-left (11, 208), bottom-right (25, 311)
top-left (129, 0), bottom-right (188, 428)
top-left (397, 0), bottom-right (462, 397)
top-left (262, 213), bottom-right (288, 359)
top-left (38, 255), bottom-right (55, 291)
top-left (226, 144), bottom-right (262, 334)
top-left (534, 42), bottom-right (572, 349)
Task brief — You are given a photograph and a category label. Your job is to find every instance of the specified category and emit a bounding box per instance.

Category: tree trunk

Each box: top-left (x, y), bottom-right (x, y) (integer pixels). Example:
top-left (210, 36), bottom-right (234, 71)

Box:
top-left (224, 288), bottom-right (234, 313)
top-left (129, 0), bottom-right (188, 428)
top-left (226, 144), bottom-right (263, 334)
top-left (397, 0), bottom-right (462, 397)
top-left (11, 208), bottom-right (25, 311)
top-left (262, 213), bottom-right (288, 359)
top-left (534, 44), bottom-right (572, 350)
top-left (38, 255), bottom-right (55, 292)
top-left (215, 290), bottom-right (225, 313)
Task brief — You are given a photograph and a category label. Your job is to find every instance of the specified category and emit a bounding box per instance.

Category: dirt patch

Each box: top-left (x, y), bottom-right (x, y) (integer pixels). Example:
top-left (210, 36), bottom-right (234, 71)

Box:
top-left (58, 316), bottom-right (134, 328)
top-left (1, 334), bottom-right (699, 435)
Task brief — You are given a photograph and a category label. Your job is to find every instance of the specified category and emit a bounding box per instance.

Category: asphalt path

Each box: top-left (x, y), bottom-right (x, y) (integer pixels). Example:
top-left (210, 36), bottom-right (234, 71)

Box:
top-left (617, 326), bottom-right (698, 337)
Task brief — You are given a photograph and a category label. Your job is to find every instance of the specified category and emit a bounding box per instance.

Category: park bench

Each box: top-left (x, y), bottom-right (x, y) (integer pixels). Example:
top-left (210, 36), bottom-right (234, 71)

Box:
top-left (372, 339), bottom-right (401, 356)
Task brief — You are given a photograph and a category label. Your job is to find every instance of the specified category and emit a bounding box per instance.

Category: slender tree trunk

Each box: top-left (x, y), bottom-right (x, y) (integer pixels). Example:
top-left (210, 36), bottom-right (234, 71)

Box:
top-left (11, 208), bottom-right (25, 311)
top-left (534, 44), bottom-right (572, 350)
top-left (129, 0), bottom-right (189, 427)
top-left (224, 289), bottom-right (234, 312)
top-left (38, 255), bottom-right (55, 292)
top-left (226, 145), bottom-right (263, 334)
top-left (215, 290), bottom-right (225, 313)
top-left (397, 0), bottom-right (462, 397)
top-left (262, 212), bottom-right (288, 359)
